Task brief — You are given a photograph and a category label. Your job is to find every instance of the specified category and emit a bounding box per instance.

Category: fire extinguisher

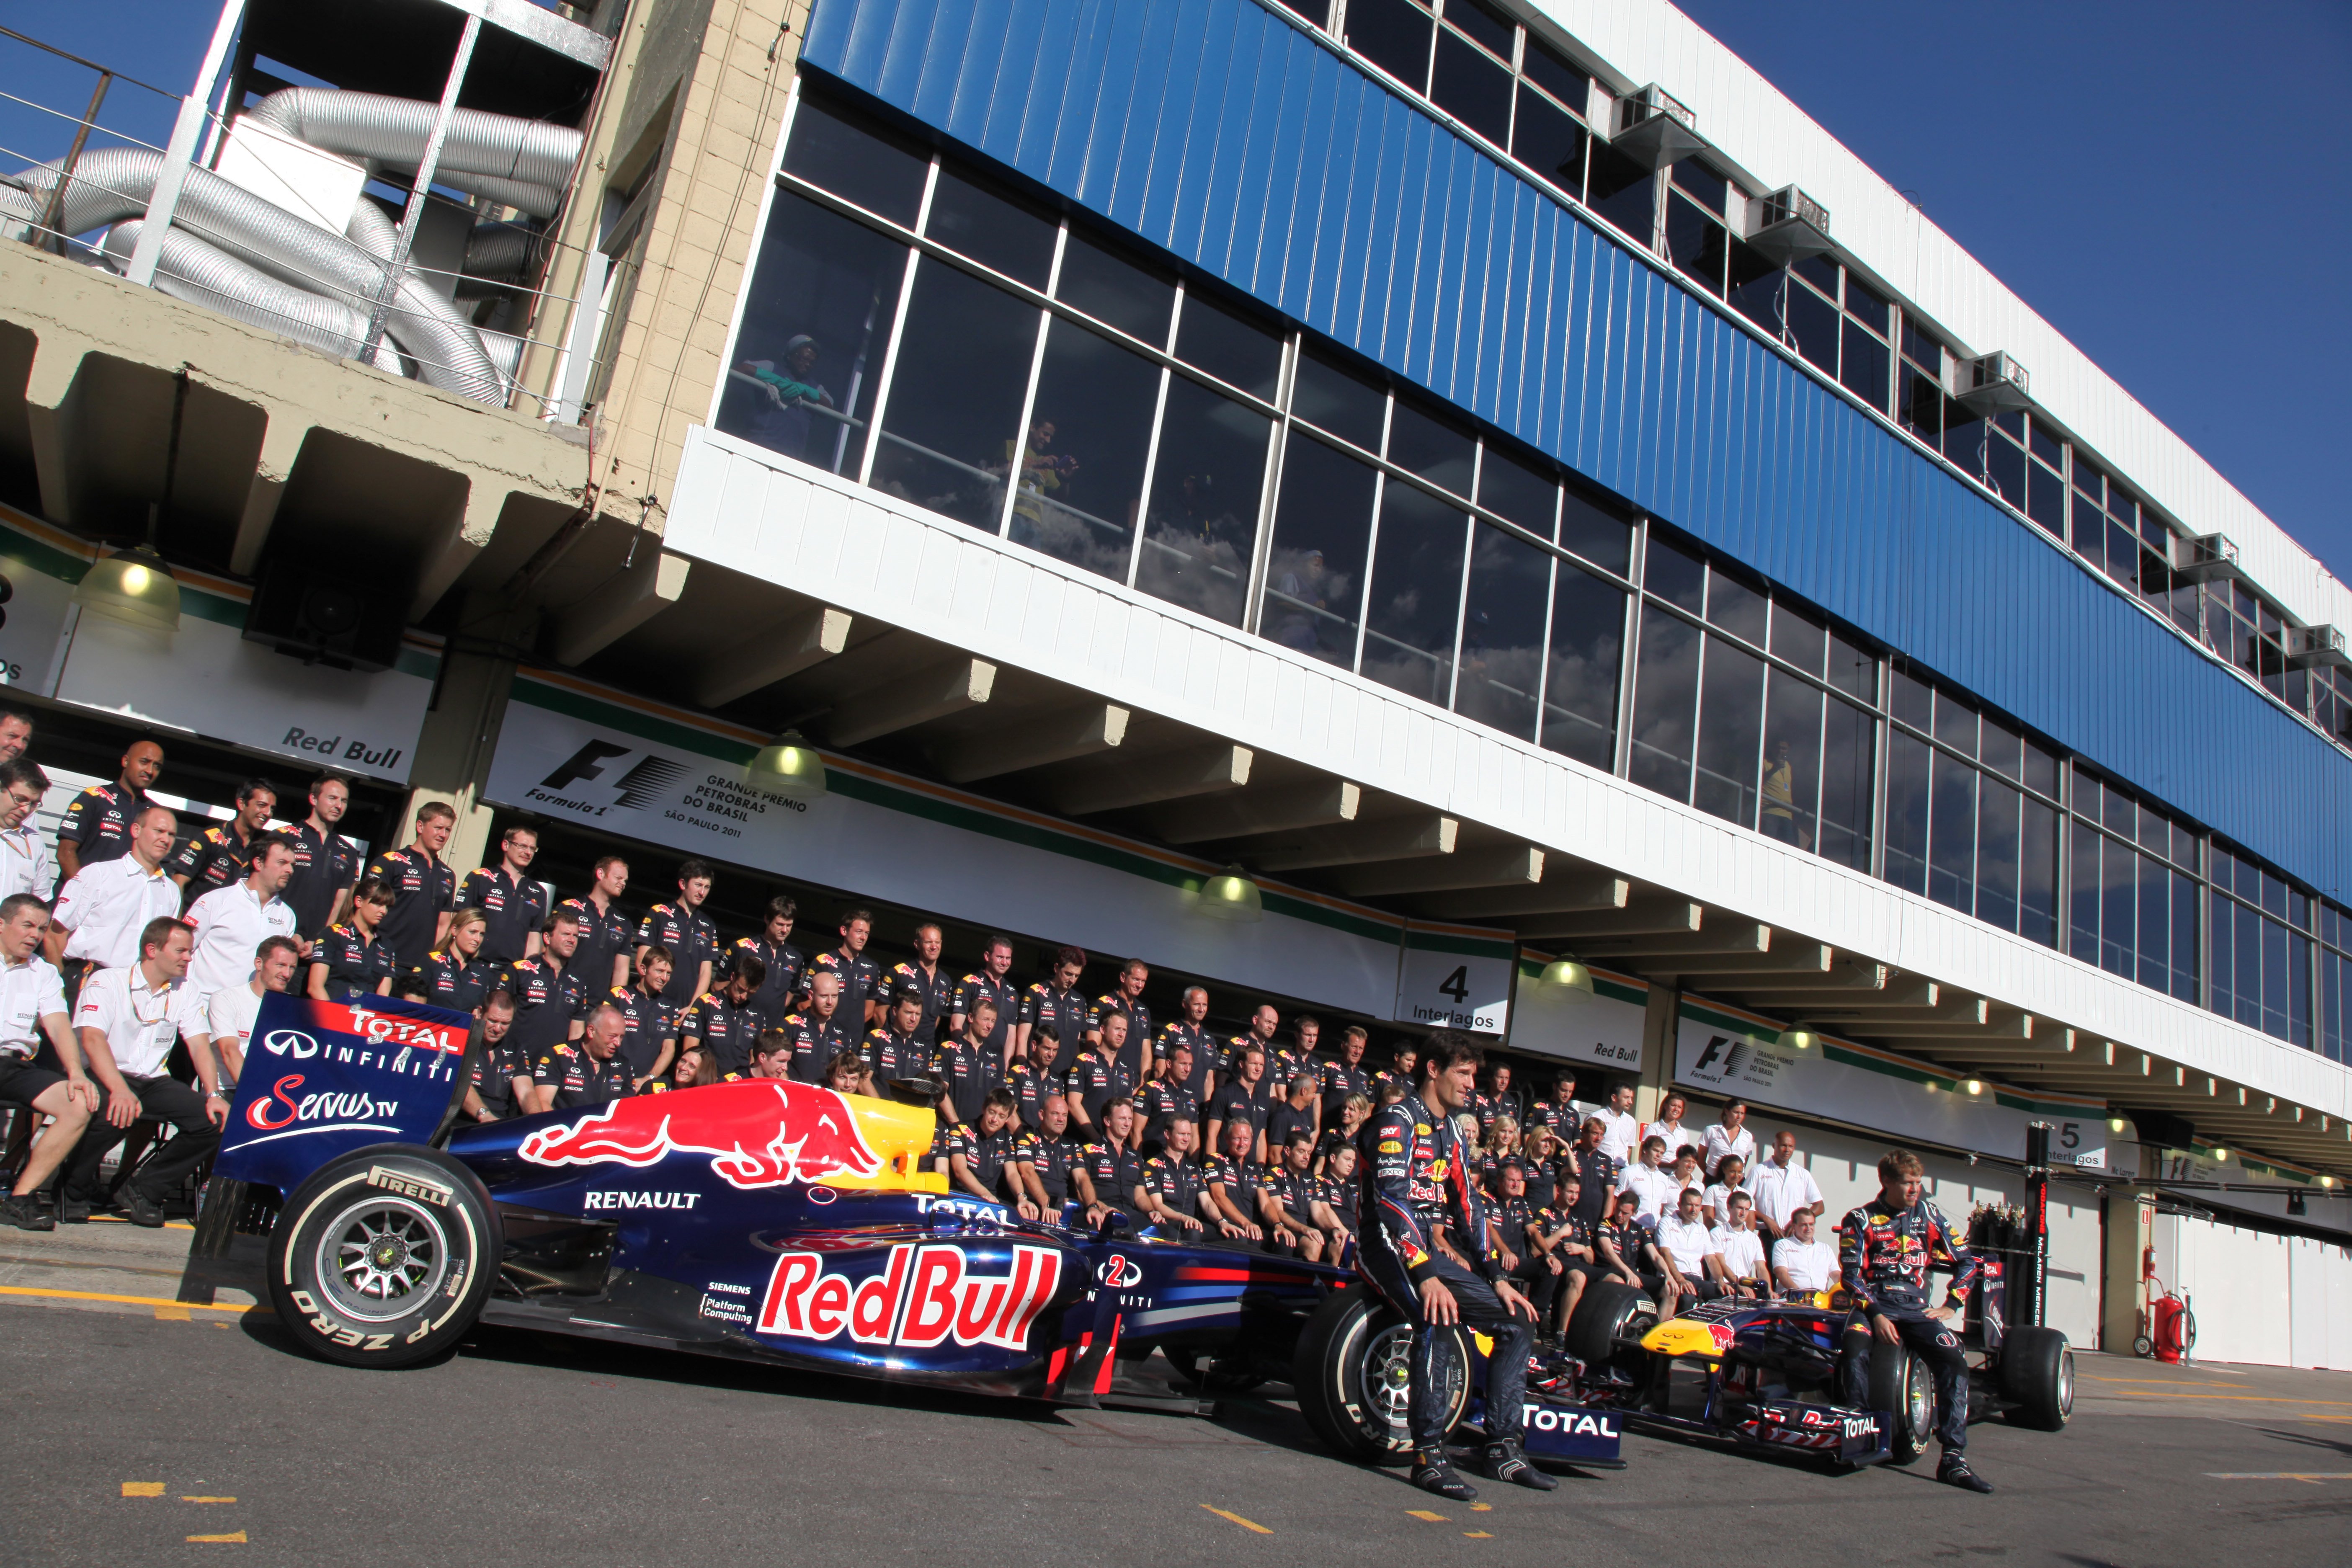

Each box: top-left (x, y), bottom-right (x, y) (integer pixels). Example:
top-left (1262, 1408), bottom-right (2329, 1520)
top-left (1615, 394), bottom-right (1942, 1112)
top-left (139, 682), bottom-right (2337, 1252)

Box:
top-left (2133, 1249), bottom-right (2196, 1362)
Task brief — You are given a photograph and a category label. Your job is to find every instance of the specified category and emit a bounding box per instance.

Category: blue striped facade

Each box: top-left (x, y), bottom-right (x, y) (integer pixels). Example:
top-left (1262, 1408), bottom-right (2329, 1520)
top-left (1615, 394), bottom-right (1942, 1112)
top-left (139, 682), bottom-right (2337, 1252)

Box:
top-left (799, 0), bottom-right (2352, 900)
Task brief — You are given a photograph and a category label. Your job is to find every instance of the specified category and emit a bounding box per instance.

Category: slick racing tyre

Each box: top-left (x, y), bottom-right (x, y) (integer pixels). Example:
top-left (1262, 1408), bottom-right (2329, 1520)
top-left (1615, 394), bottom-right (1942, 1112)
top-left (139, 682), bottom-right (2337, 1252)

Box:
top-left (267, 1144), bottom-right (498, 1369)
top-left (1999, 1326), bottom-right (2074, 1431)
top-left (1294, 1287), bottom-right (1468, 1463)
top-left (1868, 1344), bottom-right (1934, 1466)
top-left (1564, 1278), bottom-right (1658, 1374)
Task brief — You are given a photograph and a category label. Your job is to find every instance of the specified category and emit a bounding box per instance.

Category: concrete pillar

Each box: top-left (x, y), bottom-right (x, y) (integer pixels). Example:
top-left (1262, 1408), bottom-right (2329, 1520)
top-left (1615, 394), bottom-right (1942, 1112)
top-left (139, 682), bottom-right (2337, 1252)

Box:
top-left (1635, 983), bottom-right (1679, 1122)
top-left (2100, 1148), bottom-right (2157, 1355)
top-left (398, 591), bottom-right (533, 876)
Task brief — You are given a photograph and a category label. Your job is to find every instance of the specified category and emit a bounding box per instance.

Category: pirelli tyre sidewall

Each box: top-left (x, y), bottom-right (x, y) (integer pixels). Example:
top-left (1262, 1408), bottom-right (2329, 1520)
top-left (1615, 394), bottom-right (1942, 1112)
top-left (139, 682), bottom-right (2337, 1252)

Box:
top-left (268, 1144), bottom-right (499, 1369)
top-left (1294, 1285), bottom-right (1470, 1464)
top-left (1998, 1325), bottom-right (2073, 1431)
top-left (1868, 1343), bottom-right (1934, 1465)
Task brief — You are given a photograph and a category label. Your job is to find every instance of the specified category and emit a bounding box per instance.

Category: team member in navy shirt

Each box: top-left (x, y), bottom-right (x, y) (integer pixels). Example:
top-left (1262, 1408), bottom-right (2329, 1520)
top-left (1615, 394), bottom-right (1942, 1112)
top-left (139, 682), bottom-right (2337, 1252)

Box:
top-left (56, 738), bottom-right (163, 881)
top-left (307, 880), bottom-right (398, 1001)
top-left (420, 907), bottom-right (498, 1013)
top-left (810, 908), bottom-right (883, 1029)
top-left (459, 824), bottom-right (549, 964)
top-left (558, 854), bottom-right (634, 993)
top-left (733, 895), bottom-right (805, 1027)
top-left (167, 778), bottom-right (277, 907)
top-left (281, 773), bottom-right (362, 941)
top-left (363, 802), bottom-right (457, 974)
top-left (636, 859), bottom-right (718, 1008)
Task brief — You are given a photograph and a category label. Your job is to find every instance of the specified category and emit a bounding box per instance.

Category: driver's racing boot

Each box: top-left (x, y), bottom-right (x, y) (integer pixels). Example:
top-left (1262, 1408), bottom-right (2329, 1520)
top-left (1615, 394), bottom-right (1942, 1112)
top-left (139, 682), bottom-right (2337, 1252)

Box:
top-left (1483, 1438), bottom-right (1558, 1491)
top-left (1409, 1449), bottom-right (1477, 1502)
top-left (1936, 1453), bottom-right (1994, 1493)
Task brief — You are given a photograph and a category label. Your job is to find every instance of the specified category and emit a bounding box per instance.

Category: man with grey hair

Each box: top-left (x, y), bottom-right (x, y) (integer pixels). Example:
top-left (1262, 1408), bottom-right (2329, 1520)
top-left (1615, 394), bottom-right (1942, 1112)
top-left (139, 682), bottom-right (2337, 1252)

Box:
top-left (532, 1002), bottom-right (634, 1112)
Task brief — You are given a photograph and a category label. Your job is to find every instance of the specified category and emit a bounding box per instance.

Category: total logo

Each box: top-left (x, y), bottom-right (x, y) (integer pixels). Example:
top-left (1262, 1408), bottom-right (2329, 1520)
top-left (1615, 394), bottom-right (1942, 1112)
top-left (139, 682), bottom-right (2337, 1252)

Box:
top-left (243, 1074), bottom-right (400, 1136)
top-left (756, 1242), bottom-right (1062, 1351)
top-left (1522, 1405), bottom-right (1619, 1438)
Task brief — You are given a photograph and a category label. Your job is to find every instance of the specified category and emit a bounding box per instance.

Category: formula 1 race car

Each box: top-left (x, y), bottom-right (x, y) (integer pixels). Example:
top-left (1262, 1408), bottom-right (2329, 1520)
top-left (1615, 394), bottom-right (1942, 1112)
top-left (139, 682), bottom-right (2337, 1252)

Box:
top-left (181, 993), bottom-right (1624, 1471)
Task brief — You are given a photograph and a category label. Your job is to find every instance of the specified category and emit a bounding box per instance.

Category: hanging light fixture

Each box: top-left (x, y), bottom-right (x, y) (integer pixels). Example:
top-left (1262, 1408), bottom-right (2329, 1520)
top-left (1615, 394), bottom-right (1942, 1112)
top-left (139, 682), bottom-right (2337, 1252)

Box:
top-left (2209, 1147), bottom-right (2230, 1164)
top-left (73, 542), bottom-right (181, 632)
top-left (1964, 1078), bottom-right (1985, 1096)
top-left (2107, 1116), bottom-right (2128, 1134)
top-left (1775, 1024), bottom-right (1820, 1050)
top-left (743, 731), bottom-right (827, 799)
top-left (1196, 864), bottom-right (1263, 923)
top-left (1536, 957), bottom-right (1595, 998)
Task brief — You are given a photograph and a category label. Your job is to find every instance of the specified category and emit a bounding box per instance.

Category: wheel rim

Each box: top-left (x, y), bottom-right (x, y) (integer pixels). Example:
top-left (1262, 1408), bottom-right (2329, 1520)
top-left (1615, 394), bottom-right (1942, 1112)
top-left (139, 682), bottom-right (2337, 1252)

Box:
top-left (2056, 1347), bottom-right (2075, 1416)
top-left (1905, 1357), bottom-right (1933, 1441)
top-left (314, 1194), bottom-right (451, 1323)
top-left (1362, 1320), bottom-right (1418, 1442)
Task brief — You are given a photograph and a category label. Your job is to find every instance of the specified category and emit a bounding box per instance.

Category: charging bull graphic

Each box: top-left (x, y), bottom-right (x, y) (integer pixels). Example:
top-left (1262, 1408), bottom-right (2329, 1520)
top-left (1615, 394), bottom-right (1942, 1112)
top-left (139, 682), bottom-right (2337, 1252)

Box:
top-left (518, 1080), bottom-right (884, 1189)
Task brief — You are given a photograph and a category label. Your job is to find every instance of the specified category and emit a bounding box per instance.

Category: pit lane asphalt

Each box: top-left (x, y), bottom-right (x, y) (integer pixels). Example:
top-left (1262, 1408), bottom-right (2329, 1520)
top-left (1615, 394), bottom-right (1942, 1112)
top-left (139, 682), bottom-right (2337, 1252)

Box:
top-left (3, 1226), bottom-right (2348, 1567)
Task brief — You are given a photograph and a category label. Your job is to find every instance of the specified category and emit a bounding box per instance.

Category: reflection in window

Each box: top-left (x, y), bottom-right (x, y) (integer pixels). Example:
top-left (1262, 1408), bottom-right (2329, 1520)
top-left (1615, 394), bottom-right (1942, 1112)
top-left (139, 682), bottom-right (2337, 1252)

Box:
top-left (1139, 377), bottom-right (1266, 627)
top-left (1262, 434), bottom-right (1377, 667)
top-left (1360, 482), bottom-right (1470, 705)
top-left (1585, 139), bottom-right (1655, 241)
top-left (1884, 730), bottom-right (1930, 895)
top-left (1012, 319), bottom-right (1159, 581)
top-left (1819, 697), bottom-right (1875, 872)
top-left (1543, 562), bottom-right (1623, 769)
top-left (1645, 535), bottom-right (1705, 613)
top-left (2020, 797), bottom-right (2060, 946)
top-left (924, 168), bottom-right (1056, 287)
top-left (1560, 487), bottom-right (1631, 575)
top-left (1346, 0), bottom-right (1434, 89)
top-left (1928, 750), bottom-right (1977, 914)
top-left (716, 192), bottom-right (903, 478)
top-left (1292, 348), bottom-right (1386, 451)
top-left (1976, 777), bottom-right (2020, 931)
top-left (1477, 444), bottom-right (1557, 535)
top-left (1387, 400), bottom-right (1476, 497)
top-left (1693, 636), bottom-right (1763, 825)
top-left (781, 98), bottom-right (927, 224)
top-left (1456, 523), bottom-right (1551, 740)
top-left (1628, 605), bottom-right (1698, 800)
top-left (868, 259), bottom-right (1039, 533)
top-left (1511, 84), bottom-right (1584, 196)
top-left (1055, 231), bottom-right (1174, 346)
top-left (1706, 565), bottom-right (1768, 647)
top-left (1431, 29), bottom-right (1512, 145)
top-left (1175, 292), bottom-right (1282, 402)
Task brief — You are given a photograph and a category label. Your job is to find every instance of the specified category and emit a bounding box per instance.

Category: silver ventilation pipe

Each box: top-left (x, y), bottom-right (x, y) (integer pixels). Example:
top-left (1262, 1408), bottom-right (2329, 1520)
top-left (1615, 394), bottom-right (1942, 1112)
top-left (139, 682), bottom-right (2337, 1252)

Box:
top-left (245, 88), bottom-right (579, 217)
top-left (100, 219), bottom-right (408, 376)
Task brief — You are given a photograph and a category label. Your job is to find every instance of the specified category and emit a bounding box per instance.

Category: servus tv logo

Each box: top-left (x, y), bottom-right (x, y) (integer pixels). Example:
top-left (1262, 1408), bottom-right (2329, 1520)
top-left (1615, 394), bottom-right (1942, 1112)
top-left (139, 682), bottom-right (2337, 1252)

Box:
top-left (527, 738), bottom-right (690, 818)
top-left (756, 1243), bottom-right (1062, 1351)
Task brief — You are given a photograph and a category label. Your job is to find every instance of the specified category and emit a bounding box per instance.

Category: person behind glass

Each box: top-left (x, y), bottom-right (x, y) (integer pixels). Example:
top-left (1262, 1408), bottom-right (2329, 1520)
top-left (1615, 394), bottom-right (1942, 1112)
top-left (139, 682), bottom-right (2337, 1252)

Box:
top-left (1017, 944), bottom-right (1089, 1075)
top-left (1013, 1091), bottom-right (1084, 1219)
top-left (886, 919), bottom-right (954, 1045)
top-left (1084, 957), bottom-right (1151, 1080)
top-left (531, 1003), bottom-right (634, 1113)
top-left (1702, 1098), bottom-right (1757, 1174)
top-left (459, 824), bottom-right (549, 965)
top-left (55, 737), bottom-right (164, 882)
top-left (738, 333), bottom-right (835, 459)
top-left (1155, 984), bottom-right (1214, 1100)
top-left (779, 969), bottom-right (856, 1084)
top-left (364, 801), bottom-right (457, 979)
top-left (607, 943), bottom-right (680, 1091)
top-left (185, 833), bottom-right (299, 1004)
top-left (1205, 1042), bottom-right (1274, 1164)
top-left (636, 859), bottom-right (718, 1011)
top-left (419, 907), bottom-right (499, 1014)
top-left (307, 878), bottom-right (397, 1001)
top-left (1360, 1030), bottom-right (1551, 1500)
top-left (282, 772), bottom-right (361, 943)
top-left (459, 991), bottom-right (536, 1123)
top-left (1073, 1096), bottom-right (1146, 1228)
top-left (58, 918), bottom-right (222, 1227)
top-left (0, 892), bottom-right (96, 1230)
top-left (0, 759), bottom-right (55, 900)
top-left (948, 1087), bottom-right (1029, 1214)
top-left (167, 778), bottom-right (276, 907)
top-left (560, 854), bottom-right (634, 993)
top-left (0, 707), bottom-right (31, 763)
top-left (682, 951), bottom-right (766, 1085)
top-left (47, 805), bottom-right (180, 984)
top-left (1266, 547), bottom-right (1327, 655)
top-left (735, 894), bottom-right (807, 1029)
top-left (1200, 1115), bottom-right (1268, 1247)
top-left (1761, 737), bottom-right (1810, 849)
top-left (860, 983), bottom-right (928, 1097)
top-left (949, 932), bottom-right (1017, 1073)
top-left (1001, 415), bottom-right (1078, 545)
top-left (192, 932), bottom-right (295, 1091)
top-left (1318, 1023), bottom-right (1371, 1129)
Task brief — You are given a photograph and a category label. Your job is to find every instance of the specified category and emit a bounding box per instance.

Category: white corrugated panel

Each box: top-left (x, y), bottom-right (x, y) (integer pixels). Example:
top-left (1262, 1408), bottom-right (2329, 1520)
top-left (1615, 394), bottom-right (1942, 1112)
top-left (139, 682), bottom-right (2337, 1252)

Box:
top-left (1530, 0), bottom-right (2352, 637)
top-left (2287, 1238), bottom-right (2352, 1371)
top-left (2152, 1212), bottom-right (2295, 1368)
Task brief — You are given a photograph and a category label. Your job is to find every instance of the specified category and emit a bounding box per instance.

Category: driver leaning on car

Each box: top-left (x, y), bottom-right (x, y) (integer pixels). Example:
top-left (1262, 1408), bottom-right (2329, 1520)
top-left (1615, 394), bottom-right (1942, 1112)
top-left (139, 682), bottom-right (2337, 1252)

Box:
top-left (1838, 1148), bottom-right (1993, 1494)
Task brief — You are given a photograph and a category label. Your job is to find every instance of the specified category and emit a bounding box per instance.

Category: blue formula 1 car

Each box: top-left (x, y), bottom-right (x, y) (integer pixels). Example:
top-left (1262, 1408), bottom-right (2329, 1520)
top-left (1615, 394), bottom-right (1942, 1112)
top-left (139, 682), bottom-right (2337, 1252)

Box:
top-left (181, 993), bottom-right (1623, 1470)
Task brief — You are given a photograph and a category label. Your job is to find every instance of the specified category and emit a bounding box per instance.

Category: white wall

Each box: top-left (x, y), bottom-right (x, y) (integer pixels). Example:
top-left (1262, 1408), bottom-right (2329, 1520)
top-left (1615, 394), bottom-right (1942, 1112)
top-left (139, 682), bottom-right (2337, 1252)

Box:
top-left (2288, 1238), bottom-right (2352, 1372)
top-left (2150, 1213), bottom-right (2306, 1369)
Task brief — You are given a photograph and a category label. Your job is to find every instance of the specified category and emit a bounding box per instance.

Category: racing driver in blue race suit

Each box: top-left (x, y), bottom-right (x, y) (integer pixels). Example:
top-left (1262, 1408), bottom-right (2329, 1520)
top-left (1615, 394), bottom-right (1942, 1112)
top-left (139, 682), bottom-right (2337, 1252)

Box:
top-left (1360, 1031), bottom-right (1553, 1502)
top-left (1838, 1147), bottom-right (1994, 1493)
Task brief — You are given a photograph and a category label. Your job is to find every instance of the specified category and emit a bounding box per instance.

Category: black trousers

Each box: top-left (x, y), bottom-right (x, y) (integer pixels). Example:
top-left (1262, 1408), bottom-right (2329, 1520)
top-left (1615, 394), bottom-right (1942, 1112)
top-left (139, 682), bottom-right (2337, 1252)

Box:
top-left (1508, 1256), bottom-right (1561, 1327)
top-left (1363, 1245), bottom-right (1533, 1450)
top-left (1842, 1308), bottom-right (1970, 1453)
top-left (61, 1073), bottom-right (218, 1204)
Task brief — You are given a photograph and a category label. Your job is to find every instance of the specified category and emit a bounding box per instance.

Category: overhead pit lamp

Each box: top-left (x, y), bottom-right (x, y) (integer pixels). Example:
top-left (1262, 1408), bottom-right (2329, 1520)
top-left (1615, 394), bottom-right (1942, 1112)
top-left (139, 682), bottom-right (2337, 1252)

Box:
top-left (2209, 1147), bottom-right (2230, 1164)
top-left (744, 731), bottom-right (827, 800)
top-left (2107, 1117), bottom-right (2129, 1133)
top-left (73, 542), bottom-right (181, 633)
top-left (2321, 1175), bottom-right (2337, 1189)
top-left (1775, 1024), bottom-right (1821, 1051)
top-left (1196, 864), bottom-right (1264, 924)
top-left (1537, 957), bottom-right (1595, 998)
top-left (1964, 1078), bottom-right (1986, 1096)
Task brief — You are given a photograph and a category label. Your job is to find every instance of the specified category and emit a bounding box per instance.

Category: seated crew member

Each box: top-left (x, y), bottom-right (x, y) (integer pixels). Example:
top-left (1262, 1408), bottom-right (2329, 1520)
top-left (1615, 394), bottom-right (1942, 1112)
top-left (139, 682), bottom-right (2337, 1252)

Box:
top-left (1200, 1114), bottom-right (1267, 1248)
top-left (1002, 1011), bottom-right (1062, 1131)
top-left (201, 934), bottom-right (300, 1086)
top-left (1140, 1115), bottom-right (1239, 1243)
top-left (779, 970), bottom-right (856, 1084)
top-left (1593, 1207), bottom-right (1685, 1319)
top-left (1261, 1127), bottom-right (1328, 1261)
top-left (1072, 1097), bottom-right (1145, 1229)
top-left (1362, 1030), bottom-right (1551, 1501)
top-left (952, 1091), bottom-right (1036, 1217)
top-left (460, 991), bottom-right (534, 1123)
top-left (0, 892), bottom-right (95, 1231)
top-left (929, 990), bottom-right (998, 1127)
top-left (1491, 1161), bottom-right (1565, 1337)
top-left (1712, 1191), bottom-right (1772, 1299)
top-left (748, 1030), bottom-right (796, 1081)
top-left (1313, 1143), bottom-right (1362, 1245)
top-left (682, 952), bottom-right (766, 1083)
top-left (1772, 1207), bottom-right (1839, 1296)
top-left (1656, 1185), bottom-right (1727, 1301)
top-left (421, 907), bottom-right (498, 1014)
top-left (1537, 1174), bottom-right (1600, 1334)
top-left (1839, 1149), bottom-right (1991, 1493)
top-left (59, 919), bottom-right (222, 1228)
top-left (1013, 1093), bottom-right (1084, 1219)
top-left (820, 1049), bottom-right (868, 1097)
top-left (532, 1004), bottom-right (635, 1112)
top-left (860, 983), bottom-right (928, 1097)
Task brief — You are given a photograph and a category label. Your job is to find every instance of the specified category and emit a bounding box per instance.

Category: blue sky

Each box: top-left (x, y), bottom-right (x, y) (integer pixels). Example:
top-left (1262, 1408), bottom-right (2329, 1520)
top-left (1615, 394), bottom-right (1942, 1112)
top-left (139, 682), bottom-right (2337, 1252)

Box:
top-left (7, 1), bottom-right (2349, 578)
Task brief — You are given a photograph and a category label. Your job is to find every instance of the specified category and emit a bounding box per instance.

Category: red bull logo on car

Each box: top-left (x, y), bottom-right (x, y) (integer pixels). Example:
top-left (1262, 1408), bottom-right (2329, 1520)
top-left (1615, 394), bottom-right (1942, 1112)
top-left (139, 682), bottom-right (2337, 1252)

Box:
top-left (756, 1243), bottom-right (1062, 1351)
top-left (518, 1080), bottom-right (883, 1189)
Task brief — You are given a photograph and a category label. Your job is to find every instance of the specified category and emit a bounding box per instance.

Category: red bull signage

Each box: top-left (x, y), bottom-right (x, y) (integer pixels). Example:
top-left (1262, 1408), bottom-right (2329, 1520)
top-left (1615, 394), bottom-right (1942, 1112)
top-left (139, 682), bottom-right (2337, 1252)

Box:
top-left (756, 1242), bottom-right (1063, 1351)
top-left (518, 1080), bottom-right (885, 1189)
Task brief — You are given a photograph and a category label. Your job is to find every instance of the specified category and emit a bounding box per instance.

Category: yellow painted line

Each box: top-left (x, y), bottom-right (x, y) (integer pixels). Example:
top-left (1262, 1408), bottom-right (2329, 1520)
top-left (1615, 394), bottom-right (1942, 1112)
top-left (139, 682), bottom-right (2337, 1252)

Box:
top-left (122, 1482), bottom-right (163, 1497)
top-left (1465, 1530), bottom-right (1495, 1538)
top-left (2102, 1390), bottom-right (2352, 1408)
top-left (82, 1215), bottom-right (195, 1229)
top-left (2207, 1472), bottom-right (2352, 1480)
top-left (1468, 1503), bottom-right (1493, 1512)
top-left (182, 1497), bottom-right (236, 1504)
top-left (1198, 1505), bottom-right (1271, 1535)
top-left (155, 1306), bottom-right (191, 1320)
top-left (186, 1532), bottom-right (247, 1543)
top-left (0, 1286), bottom-right (251, 1313)
top-left (1406, 1509), bottom-right (1449, 1522)
top-left (2081, 1375), bottom-right (2250, 1388)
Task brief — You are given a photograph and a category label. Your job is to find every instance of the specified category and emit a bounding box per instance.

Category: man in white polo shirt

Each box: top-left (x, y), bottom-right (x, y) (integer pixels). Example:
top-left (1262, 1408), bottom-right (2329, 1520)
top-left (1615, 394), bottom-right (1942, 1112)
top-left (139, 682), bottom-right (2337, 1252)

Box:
top-left (1614, 1134), bottom-right (1679, 1227)
top-left (1655, 1186), bottom-right (1723, 1300)
top-left (202, 935), bottom-right (301, 1087)
top-left (1596, 1083), bottom-right (1641, 1167)
top-left (1751, 1127), bottom-right (1827, 1243)
top-left (57, 916), bottom-right (222, 1227)
top-left (1771, 1207), bottom-right (1839, 1296)
top-left (186, 834), bottom-right (299, 1002)
top-left (47, 805), bottom-right (181, 977)
top-left (0, 759), bottom-right (56, 900)
top-left (1710, 1190), bottom-right (1771, 1299)
top-left (0, 892), bottom-right (95, 1230)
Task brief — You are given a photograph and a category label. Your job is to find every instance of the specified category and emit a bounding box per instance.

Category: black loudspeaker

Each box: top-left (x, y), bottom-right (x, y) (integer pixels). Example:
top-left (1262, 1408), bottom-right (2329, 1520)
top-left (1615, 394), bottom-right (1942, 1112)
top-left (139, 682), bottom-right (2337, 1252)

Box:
top-left (2125, 1109), bottom-right (2196, 1150)
top-left (242, 558), bottom-right (405, 673)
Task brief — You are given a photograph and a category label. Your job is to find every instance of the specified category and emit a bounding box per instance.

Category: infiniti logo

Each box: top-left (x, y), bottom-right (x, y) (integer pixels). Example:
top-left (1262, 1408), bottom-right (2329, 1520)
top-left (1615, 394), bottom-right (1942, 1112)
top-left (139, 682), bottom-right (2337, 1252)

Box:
top-left (261, 1028), bottom-right (321, 1059)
